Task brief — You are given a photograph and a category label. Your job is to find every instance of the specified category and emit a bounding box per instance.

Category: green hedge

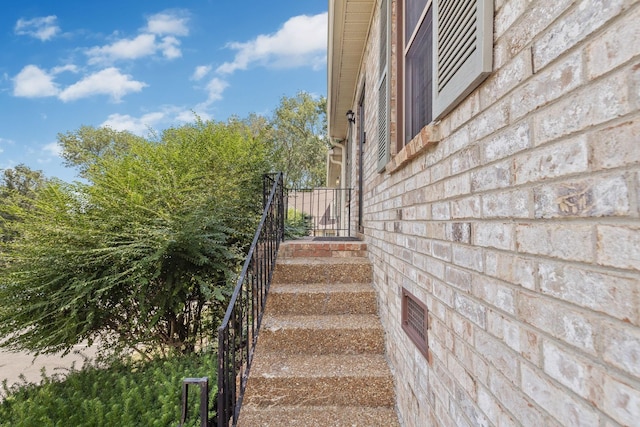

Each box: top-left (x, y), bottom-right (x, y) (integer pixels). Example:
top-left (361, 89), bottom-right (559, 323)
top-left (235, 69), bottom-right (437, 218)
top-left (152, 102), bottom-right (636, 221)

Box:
top-left (0, 352), bottom-right (217, 427)
top-left (284, 208), bottom-right (312, 239)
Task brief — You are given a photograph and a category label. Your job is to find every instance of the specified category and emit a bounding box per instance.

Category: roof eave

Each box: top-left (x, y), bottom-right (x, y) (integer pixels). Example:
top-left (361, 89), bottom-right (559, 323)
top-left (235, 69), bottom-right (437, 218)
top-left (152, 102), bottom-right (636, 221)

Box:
top-left (327, 0), bottom-right (375, 141)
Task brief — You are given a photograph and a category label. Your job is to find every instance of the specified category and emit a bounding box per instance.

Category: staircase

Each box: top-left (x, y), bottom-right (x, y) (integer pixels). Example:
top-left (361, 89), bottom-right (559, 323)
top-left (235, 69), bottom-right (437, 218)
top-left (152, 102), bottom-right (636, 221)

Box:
top-left (237, 239), bottom-right (400, 426)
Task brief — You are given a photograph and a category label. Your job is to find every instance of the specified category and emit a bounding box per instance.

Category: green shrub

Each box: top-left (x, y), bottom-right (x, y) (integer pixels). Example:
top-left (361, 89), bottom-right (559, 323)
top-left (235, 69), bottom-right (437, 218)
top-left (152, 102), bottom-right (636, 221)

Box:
top-left (0, 351), bottom-right (217, 427)
top-left (0, 119), bottom-right (269, 358)
top-left (284, 208), bottom-right (312, 239)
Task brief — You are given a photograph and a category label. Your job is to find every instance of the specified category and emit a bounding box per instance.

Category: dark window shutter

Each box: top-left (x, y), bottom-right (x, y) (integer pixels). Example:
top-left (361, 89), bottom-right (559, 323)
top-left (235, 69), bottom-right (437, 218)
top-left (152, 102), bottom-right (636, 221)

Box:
top-left (433, 0), bottom-right (493, 120)
top-left (377, 0), bottom-right (390, 172)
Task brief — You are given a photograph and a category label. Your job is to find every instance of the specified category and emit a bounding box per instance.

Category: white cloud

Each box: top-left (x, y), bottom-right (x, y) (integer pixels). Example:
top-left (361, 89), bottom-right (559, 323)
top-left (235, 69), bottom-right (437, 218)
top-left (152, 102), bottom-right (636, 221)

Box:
top-left (86, 10), bottom-right (189, 64)
top-left (15, 16), bottom-right (60, 41)
top-left (101, 107), bottom-right (212, 137)
top-left (217, 13), bottom-right (327, 75)
top-left (42, 142), bottom-right (62, 157)
top-left (101, 112), bottom-right (166, 136)
top-left (58, 68), bottom-right (147, 102)
top-left (145, 11), bottom-right (189, 36)
top-left (86, 33), bottom-right (183, 64)
top-left (86, 34), bottom-right (158, 64)
top-left (187, 73), bottom-right (227, 110)
top-left (13, 65), bottom-right (59, 98)
top-left (205, 77), bottom-right (229, 105)
top-left (159, 36), bottom-right (181, 59)
top-left (51, 64), bottom-right (79, 75)
top-left (192, 65), bottom-right (211, 81)
top-left (175, 109), bottom-right (211, 123)
top-left (12, 66), bottom-right (144, 103)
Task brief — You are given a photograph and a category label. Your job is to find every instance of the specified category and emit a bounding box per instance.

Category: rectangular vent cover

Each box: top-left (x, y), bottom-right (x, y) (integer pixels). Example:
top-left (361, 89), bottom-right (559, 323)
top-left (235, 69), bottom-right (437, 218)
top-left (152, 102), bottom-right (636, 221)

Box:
top-left (402, 288), bottom-right (428, 357)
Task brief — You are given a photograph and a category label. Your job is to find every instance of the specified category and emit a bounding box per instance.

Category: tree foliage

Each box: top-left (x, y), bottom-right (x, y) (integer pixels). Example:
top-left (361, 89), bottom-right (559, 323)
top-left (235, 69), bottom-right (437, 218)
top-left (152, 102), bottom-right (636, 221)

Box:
top-left (266, 92), bottom-right (328, 188)
top-left (1, 164), bottom-right (48, 197)
top-left (0, 119), bottom-right (269, 357)
top-left (57, 126), bottom-right (146, 179)
top-left (0, 165), bottom-right (50, 243)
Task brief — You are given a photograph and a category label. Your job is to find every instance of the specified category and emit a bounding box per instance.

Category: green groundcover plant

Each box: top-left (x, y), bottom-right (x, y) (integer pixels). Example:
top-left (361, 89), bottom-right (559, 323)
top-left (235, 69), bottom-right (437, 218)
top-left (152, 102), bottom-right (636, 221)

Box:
top-left (0, 351), bottom-right (216, 427)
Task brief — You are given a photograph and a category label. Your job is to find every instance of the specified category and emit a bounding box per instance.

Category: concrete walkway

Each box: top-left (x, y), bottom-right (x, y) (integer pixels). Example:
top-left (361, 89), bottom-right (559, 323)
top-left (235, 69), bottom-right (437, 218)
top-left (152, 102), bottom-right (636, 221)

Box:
top-left (0, 345), bottom-right (97, 393)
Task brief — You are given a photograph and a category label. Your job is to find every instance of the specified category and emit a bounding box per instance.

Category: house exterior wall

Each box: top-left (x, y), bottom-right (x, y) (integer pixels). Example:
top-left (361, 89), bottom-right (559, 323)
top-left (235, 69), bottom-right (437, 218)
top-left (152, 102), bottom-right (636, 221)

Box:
top-left (344, 1), bottom-right (640, 426)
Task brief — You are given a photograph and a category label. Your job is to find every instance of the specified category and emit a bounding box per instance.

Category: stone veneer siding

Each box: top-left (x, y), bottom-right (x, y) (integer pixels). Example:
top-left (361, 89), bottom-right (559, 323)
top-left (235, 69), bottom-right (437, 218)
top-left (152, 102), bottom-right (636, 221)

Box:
top-left (344, 1), bottom-right (640, 426)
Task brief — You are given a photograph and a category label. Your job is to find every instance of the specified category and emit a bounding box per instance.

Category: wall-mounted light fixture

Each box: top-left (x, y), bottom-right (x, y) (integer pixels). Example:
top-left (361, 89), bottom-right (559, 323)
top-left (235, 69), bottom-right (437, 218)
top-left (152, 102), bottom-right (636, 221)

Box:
top-left (346, 110), bottom-right (355, 123)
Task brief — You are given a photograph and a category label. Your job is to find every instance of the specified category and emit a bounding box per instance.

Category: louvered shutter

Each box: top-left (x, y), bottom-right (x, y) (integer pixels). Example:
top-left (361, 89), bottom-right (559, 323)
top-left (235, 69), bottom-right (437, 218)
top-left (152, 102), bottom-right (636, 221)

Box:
top-left (432, 0), bottom-right (493, 120)
top-left (377, 0), bottom-right (390, 172)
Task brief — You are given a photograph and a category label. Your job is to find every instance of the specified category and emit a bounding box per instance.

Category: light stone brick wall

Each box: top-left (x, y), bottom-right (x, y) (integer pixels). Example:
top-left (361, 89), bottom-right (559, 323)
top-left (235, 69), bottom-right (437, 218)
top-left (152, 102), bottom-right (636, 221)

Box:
top-left (349, 1), bottom-right (640, 426)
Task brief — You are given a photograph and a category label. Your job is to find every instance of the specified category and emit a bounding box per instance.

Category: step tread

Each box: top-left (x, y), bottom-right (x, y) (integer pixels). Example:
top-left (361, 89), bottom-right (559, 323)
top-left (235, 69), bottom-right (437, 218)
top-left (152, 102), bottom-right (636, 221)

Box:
top-left (262, 314), bottom-right (383, 331)
top-left (249, 353), bottom-right (393, 379)
top-left (266, 283), bottom-right (378, 315)
top-left (273, 257), bottom-right (372, 284)
top-left (238, 405), bottom-right (399, 427)
top-left (269, 282), bottom-right (375, 293)
top-left (279, 240), bottom-right (367, 254)
top-left (276, 256), bottom-right (371, 265)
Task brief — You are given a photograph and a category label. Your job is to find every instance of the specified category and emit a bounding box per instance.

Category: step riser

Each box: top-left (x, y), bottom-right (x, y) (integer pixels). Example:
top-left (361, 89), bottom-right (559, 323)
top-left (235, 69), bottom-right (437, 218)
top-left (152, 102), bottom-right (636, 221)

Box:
top-left (243, 377), bottom-right (395, 407)
top-left (239, 406), bottom-right (400, 427)
top-left (267, 290), bottom-right (377, 315)
top-left (272, 263), bottom-right (372, 284)
top-left (258, 328), bottom-right (385, 354)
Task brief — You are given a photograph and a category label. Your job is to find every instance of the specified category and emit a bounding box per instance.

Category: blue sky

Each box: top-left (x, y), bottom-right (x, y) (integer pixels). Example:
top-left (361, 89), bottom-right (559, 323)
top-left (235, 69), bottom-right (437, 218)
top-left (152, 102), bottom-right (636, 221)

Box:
top-left (0, 1), bottom-right (328, 182)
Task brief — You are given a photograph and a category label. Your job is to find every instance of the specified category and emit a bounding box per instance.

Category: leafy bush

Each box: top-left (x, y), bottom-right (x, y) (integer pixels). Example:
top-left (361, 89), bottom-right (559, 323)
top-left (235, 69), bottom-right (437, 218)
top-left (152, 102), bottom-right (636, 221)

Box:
top-left (0, 119), bottom-right (269, 358)
top-left (0, 352), bottom-right (217, 426)
top-left (284, 208), bottom-right (312, 239)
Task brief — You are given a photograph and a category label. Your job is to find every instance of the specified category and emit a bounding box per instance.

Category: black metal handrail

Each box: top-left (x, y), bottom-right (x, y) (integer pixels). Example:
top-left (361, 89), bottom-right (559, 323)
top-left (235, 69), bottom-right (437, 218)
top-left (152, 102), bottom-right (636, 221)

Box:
top-left (216, 172), bottom-right (285, 427)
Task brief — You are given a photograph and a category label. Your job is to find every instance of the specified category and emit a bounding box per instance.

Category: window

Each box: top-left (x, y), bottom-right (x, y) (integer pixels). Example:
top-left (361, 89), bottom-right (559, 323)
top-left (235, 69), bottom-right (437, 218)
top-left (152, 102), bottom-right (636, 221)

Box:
top-left (402, 288), bottom-right (428, 357)
top-left (394, 0), bottom-right (493, 148)
top-left (357, 88), bottom-right (365, 233)
top-left (403, 0), bottom-right (433, 145)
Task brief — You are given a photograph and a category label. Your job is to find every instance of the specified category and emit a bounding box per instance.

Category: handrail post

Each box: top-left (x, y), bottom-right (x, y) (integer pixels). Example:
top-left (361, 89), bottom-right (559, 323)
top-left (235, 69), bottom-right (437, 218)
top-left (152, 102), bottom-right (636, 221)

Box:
top-left (180, 377), bottom-right (209, 427)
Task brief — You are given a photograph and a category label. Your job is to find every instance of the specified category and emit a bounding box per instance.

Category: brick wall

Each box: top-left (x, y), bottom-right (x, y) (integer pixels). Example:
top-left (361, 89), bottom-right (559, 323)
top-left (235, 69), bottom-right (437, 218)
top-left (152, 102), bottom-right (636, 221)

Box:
top-left (352, 1), bottom-right (640, 426)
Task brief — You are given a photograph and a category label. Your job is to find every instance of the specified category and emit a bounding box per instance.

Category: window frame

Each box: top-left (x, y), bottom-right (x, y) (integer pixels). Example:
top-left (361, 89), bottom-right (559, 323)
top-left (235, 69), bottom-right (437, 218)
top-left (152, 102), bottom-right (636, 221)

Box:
top-left (397, 0), bottom-right (434, 148)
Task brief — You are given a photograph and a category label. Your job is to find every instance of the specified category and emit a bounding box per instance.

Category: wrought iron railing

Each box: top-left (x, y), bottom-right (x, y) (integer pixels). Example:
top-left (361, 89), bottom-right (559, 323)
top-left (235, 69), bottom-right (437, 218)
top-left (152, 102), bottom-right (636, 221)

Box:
top-left (216, 172), bottom-right (285, 427)
top-left (286, 187), bottom-right (352, 237)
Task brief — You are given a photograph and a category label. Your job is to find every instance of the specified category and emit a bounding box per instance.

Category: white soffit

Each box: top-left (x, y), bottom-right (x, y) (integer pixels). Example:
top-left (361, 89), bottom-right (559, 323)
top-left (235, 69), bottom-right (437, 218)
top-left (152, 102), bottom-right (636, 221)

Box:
top-left (328, 0), bottom-right (375, 140)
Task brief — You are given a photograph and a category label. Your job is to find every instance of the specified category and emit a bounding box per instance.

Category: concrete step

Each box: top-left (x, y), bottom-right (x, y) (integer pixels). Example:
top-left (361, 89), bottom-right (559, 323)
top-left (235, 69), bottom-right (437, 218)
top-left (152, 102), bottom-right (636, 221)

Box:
top-left (267, 282), bottom-right (377, 315)
top-left (236, 239), bottom-right (400, 426)
top-left (242, 353), bottom-right (396, 407)
top-left (272, 257), bottom-right (372, 284)
top-left (258, 314), bottom-right (385, 354)
top-left (279, 239), bottom-right (367, 259)
top-left (238, 405), bottom-right (400, 427)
